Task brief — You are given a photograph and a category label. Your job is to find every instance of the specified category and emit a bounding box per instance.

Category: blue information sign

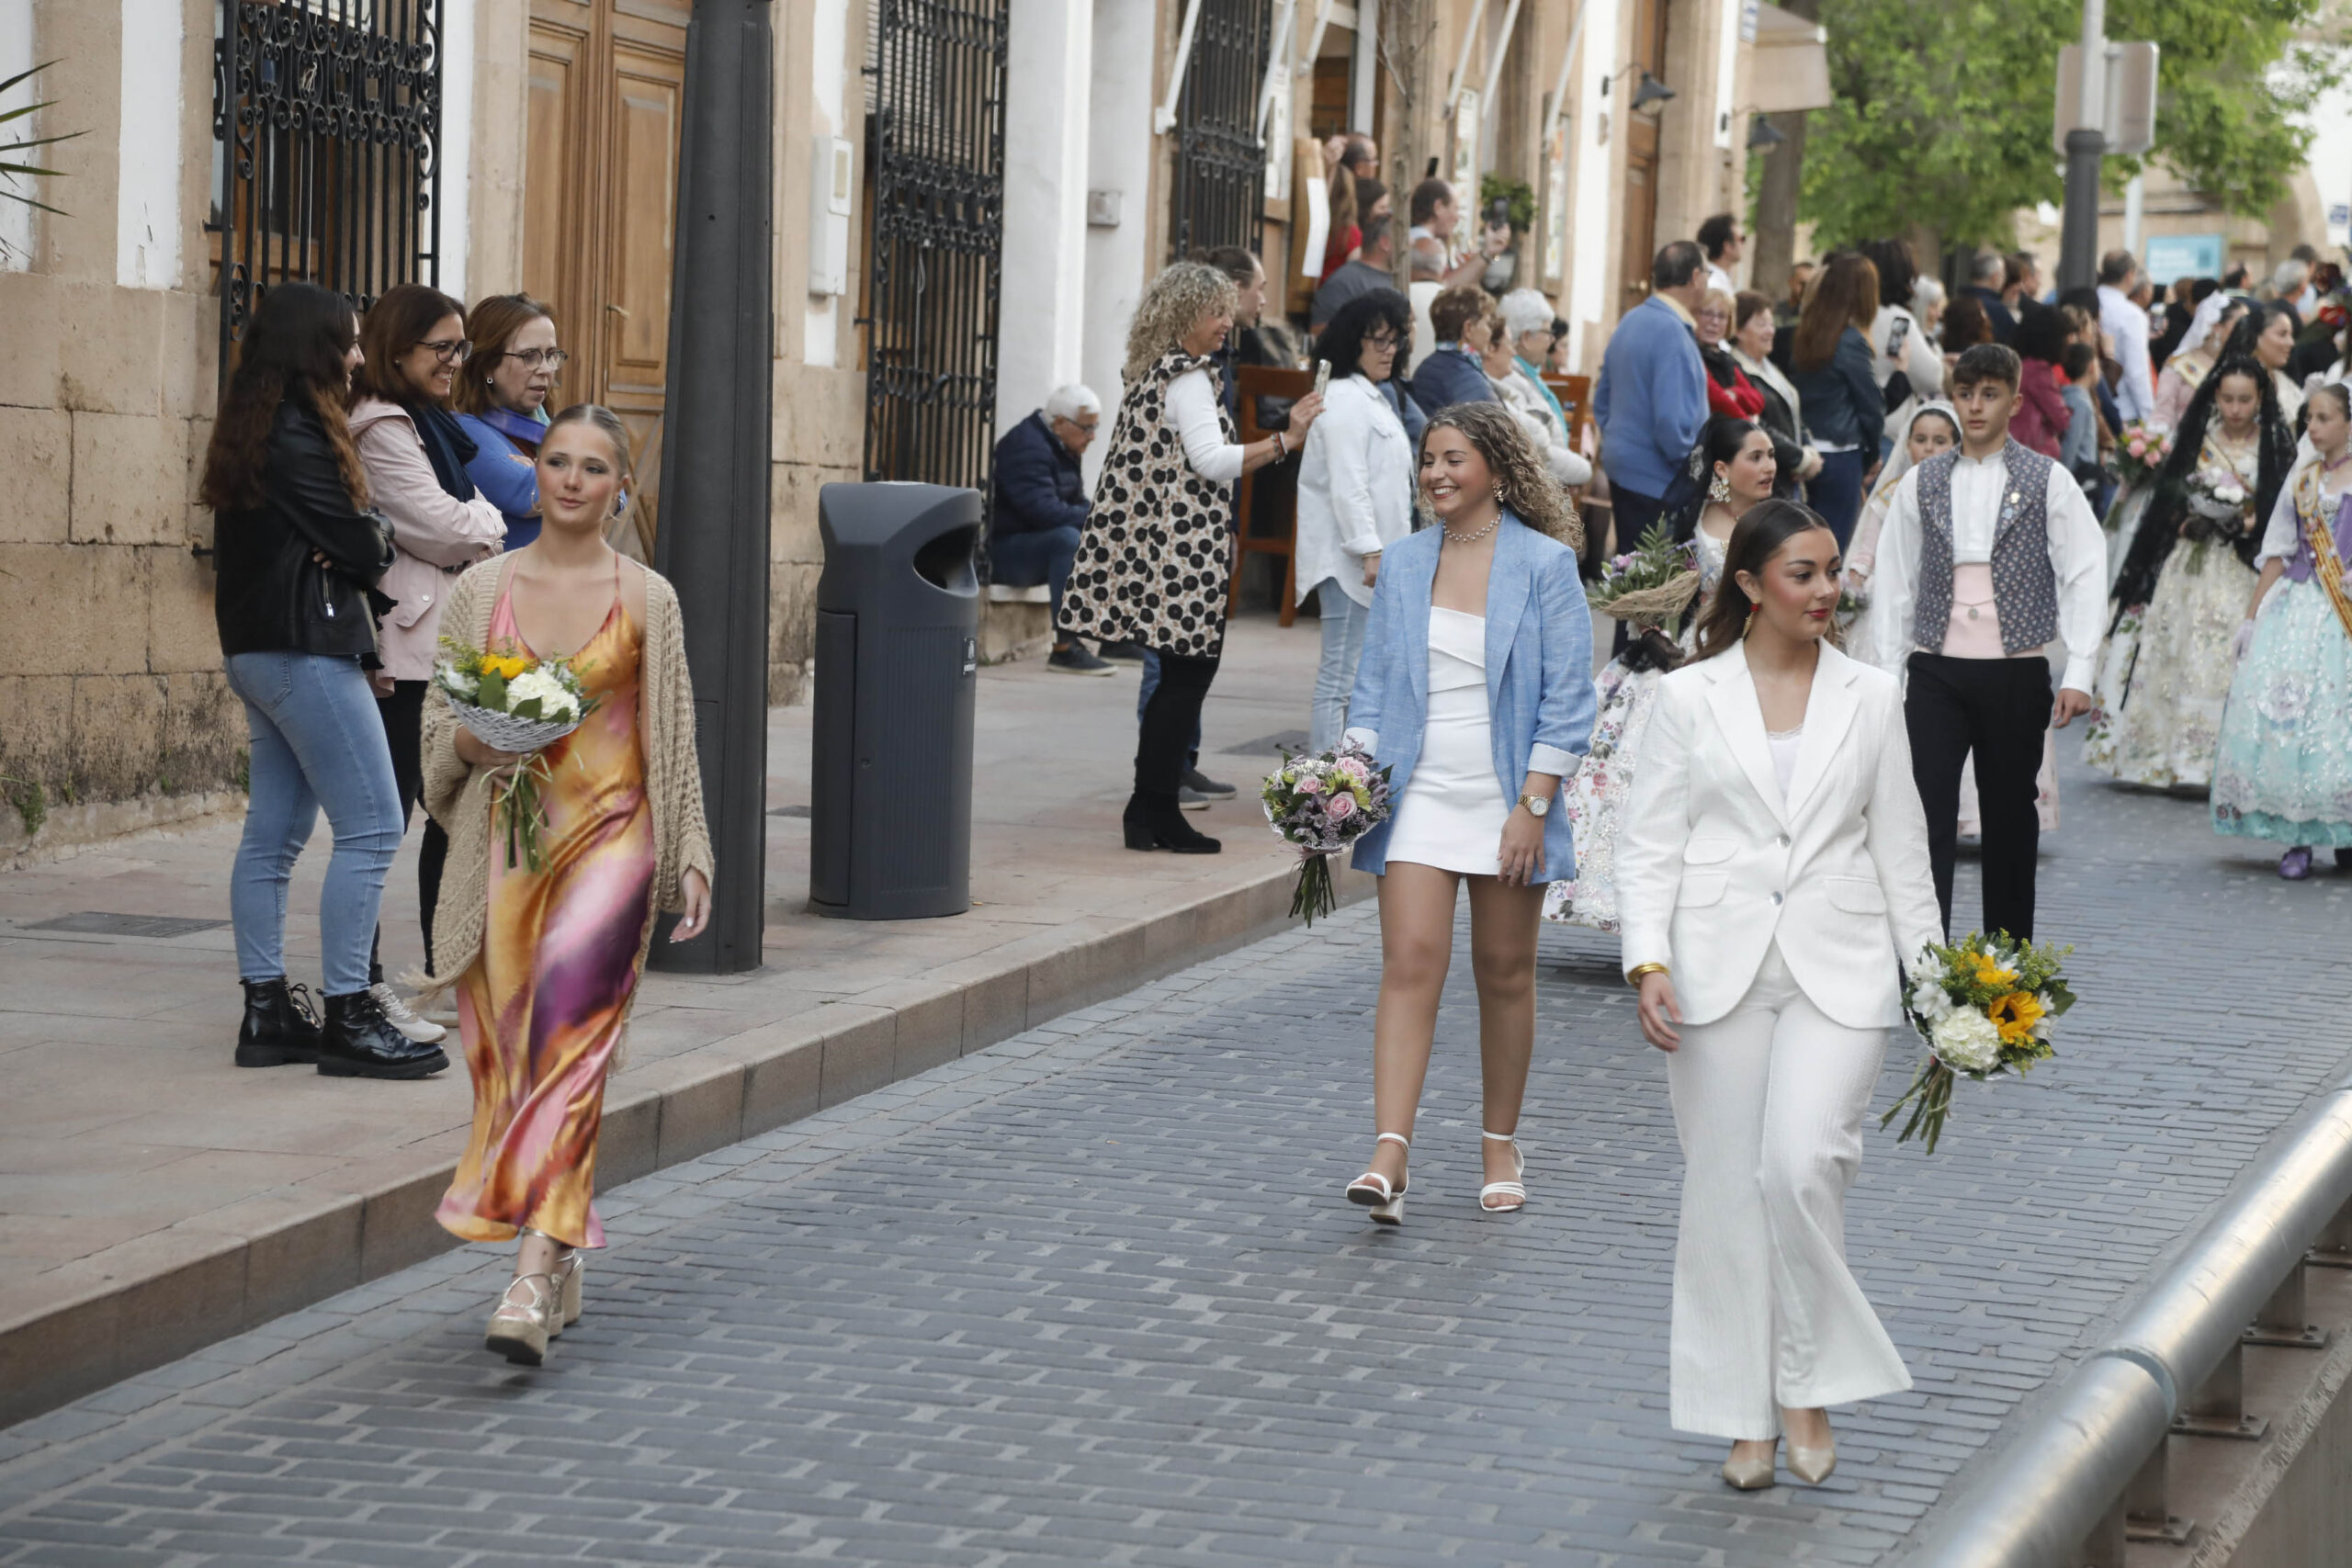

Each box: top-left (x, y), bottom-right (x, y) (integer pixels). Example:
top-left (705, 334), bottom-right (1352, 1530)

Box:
top-left (2143, 233), bottom-right (2223, 285)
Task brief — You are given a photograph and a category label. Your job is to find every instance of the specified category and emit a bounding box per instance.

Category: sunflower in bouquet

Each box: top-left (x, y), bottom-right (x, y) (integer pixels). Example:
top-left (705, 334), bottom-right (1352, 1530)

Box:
top-left (435, 637), bottom-right (598, 872)
top-left (1881, 931), bottom-right (2075, 1154)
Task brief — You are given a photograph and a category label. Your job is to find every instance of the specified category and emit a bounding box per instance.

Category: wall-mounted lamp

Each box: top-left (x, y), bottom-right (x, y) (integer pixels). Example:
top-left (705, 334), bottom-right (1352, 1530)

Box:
top-left (1629, 70), bottom-right (1675, 113)
top-left (1747, 116), bottom-right (1787, 152)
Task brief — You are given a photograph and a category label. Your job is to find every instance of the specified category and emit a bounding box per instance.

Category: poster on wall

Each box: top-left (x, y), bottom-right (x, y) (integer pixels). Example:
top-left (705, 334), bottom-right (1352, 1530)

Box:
top-left (2143, 232), bottom-right (2223, 286)
top-left (1263, 60), bottom-right (1294, 203)
top-left (1451, 89), bottom-right (1480, 251)
top-left (1543, 124), bottom-right (1570, 287)
top-left (1297, 175), bottom-right (1329, 279)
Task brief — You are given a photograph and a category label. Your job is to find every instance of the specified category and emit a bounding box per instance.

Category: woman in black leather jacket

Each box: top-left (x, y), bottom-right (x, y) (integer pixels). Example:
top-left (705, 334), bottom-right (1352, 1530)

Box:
top-left (199, 282), bottom-right (450, 1082)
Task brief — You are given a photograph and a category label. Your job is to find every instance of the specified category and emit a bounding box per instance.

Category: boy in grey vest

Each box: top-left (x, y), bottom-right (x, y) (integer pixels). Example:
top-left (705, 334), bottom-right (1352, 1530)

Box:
top-left (1866, 344), bottom-right (2108, 940)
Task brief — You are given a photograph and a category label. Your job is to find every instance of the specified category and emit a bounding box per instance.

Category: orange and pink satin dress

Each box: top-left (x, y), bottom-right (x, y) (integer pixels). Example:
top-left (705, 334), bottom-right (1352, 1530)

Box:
top-left (436, 572), bottom-right (655, 1250)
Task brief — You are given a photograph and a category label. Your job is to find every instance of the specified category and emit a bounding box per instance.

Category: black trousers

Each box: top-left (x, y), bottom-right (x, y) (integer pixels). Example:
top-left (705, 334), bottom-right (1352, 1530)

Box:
top-left (373, 679), bottom-right (450, 981)
top-left (1905, 653), bottom-right (2051, 942)
top-left (1133, 649), bottom-right (1220, 806)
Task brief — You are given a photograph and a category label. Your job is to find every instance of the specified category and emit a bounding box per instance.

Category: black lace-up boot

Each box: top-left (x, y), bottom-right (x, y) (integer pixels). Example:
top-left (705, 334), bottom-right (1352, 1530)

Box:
top-left (319, 988), bottom-right (451, 1079)
top-left (235, 977), bottom-right (324, 1068)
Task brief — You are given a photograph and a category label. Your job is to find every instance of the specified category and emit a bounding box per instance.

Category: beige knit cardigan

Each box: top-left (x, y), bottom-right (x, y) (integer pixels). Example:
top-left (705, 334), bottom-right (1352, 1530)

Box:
top-left (410, 555), bottom-right (715, 1001)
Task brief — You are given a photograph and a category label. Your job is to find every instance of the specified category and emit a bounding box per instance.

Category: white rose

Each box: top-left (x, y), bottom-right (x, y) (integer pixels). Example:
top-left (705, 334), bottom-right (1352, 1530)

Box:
top-left (436, 661), bottom-right (480, 700)
top-left (506, 668), bottom-right (579, 719)
top-left (1930, 1009), bottom-right (2003, 1074)
top-left (1909, 981), bottom-right (1956, 1022)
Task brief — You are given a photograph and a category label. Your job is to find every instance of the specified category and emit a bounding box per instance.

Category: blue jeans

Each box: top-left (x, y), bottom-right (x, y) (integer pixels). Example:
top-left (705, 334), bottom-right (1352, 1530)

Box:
top-left (989, 525), bottom-right (1082, 637)
top-left (1136, 651), bottom-right (1204, 765)
top-left (1309, 578), bottom-right (1371, 752)
top-left (1809, 449), bottom-right (1866, 552)
top-left (224, 651), bottom-right (403, 996)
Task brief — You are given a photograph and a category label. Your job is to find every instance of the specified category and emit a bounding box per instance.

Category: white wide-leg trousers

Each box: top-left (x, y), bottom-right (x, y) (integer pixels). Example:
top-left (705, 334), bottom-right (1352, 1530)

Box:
top-left (1665, 943), bottom-right (1912, 1439)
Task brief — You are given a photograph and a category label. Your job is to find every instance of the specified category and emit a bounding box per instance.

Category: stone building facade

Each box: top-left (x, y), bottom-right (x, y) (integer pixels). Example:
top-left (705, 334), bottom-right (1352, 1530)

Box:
top-left (0, 0), bottom-right (1795, 858)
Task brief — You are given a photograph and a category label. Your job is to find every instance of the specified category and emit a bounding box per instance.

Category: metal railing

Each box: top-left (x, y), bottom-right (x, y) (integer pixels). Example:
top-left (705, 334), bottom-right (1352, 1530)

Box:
top-left (1899, 1072), bottom-right (2352, 1566)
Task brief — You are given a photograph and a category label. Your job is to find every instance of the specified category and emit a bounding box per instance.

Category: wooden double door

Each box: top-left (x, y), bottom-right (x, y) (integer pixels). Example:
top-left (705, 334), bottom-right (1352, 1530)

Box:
top-left (525, 0), bottom-right (688, 547)
top-left (1618, 0), bottom-right (1669, 314)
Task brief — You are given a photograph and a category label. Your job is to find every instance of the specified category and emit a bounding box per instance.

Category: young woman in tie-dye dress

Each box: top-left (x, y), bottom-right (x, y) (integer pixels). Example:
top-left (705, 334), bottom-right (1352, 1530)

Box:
top-left (418, 405), bottom-right (713, 1366)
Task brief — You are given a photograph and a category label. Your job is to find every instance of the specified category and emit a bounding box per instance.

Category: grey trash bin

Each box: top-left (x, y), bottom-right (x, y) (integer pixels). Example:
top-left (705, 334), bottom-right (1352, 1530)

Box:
top-left (809, 482), bottom-right (979, 919)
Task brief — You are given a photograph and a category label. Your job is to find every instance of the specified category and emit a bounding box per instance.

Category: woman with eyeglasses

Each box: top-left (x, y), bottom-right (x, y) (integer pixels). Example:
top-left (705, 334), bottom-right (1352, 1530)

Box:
top-left (453, 294), bottom-right (565, 549)
top-left (1297, 289), bottom-right (1419, 750)
top-left (350, 284), bottom-right (509, 1030)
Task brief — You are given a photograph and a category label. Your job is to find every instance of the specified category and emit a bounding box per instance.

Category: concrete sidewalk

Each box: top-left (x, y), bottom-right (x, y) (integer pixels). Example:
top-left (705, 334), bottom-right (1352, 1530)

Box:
top-left (0, 614), bottom-right (1367, 1425)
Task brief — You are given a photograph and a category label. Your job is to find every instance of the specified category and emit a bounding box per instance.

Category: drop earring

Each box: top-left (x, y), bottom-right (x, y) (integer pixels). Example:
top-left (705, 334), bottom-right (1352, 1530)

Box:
top-left (1708, 470), bottom-right (1733, 506)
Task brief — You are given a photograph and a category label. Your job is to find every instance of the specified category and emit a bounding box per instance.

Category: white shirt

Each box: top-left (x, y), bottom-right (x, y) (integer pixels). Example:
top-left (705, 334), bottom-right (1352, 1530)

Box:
top-left (1165, 367), bottom-right (1247, 483)
top-left (1295, 375), bottom-right (1415, 608)
top-left (1868, 445), bottom-right (2110, 695)
top-left (1870, 304), bottom-right (1943, 398)
top-left (2098, 284), bottom-right (2156, 423)
top-left (1489, 367), bottom-right (1594, 487)
top-left (1768, 725), bottom-right (1804, 797)
top-left (1705, 262), bottom-right (1735, 298)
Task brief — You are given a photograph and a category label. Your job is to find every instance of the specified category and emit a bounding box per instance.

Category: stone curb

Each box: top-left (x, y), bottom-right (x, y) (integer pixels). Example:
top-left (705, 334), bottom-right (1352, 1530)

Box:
top-left (0, 857), bottom-right (1370, 1430)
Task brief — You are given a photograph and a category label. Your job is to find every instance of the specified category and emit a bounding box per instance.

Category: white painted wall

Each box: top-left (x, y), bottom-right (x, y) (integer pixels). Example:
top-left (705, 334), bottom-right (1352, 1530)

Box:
top-left (0, 0), bottom-right (30, 270)
top-left (1080, 0), bottom-right (1157, 491)
top-left (115, 0), bottom-right (184, 288)
top-left (803, 0), bottom-right (851, 368)
top-left (1566, 0), bottom-right (1618, 369)
top-left (995, 0), bottom-right (1091, 435)
top-left (1711, 0), bottom-right (1736, 152)
top-left (441, 0), bottom-right (475, 299)
top-left (2305, 73), bottom-right (2352, 257)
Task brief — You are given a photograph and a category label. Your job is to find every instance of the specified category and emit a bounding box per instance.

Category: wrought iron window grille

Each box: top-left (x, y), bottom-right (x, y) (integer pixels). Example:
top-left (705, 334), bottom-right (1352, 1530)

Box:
top-left (859, 0), bottom-right (1009, 517)
top-left (210, 0), bottom-right (443, 377)
top-left (1170, 0), bottom-right (1272, 262)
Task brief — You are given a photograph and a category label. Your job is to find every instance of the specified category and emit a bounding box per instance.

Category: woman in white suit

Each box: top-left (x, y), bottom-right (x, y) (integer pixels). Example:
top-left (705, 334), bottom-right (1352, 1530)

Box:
top-left (1616, 498), bottom-right (1943, 1491)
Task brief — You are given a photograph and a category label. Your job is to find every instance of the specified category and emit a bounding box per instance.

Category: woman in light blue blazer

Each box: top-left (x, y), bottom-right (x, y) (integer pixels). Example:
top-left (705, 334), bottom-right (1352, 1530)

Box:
top-left (1340, 402), bottom-right (1595, 1223)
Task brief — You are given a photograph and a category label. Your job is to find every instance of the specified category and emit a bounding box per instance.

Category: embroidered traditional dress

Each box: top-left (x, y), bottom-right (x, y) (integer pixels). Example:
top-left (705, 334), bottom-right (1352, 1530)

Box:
top-left (1545, 528), bottom-right (1729, 930)
top-left (436, 568), bottom-right (656, 1250)
top-left (2212, 464), bottom-right (2352, 847)
top-left (2086, 429), bottom-right (2262, 789)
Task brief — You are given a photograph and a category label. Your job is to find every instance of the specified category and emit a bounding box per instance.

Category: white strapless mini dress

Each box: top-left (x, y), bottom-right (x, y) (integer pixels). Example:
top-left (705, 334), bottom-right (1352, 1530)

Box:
top-left (1383, 606), bottom-right (1509, 875)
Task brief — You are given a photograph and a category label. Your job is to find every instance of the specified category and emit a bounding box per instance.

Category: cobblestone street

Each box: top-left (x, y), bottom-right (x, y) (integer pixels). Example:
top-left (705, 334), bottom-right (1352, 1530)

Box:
top-left (2, 747), bottom-right (2348, 1566)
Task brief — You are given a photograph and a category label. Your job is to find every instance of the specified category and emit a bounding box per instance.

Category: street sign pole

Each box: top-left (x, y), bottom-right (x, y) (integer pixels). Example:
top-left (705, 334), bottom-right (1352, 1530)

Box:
top-left (2057, 0), bottom-right (2106, 293)
top-left (650, 0), bottom-right (775, 975)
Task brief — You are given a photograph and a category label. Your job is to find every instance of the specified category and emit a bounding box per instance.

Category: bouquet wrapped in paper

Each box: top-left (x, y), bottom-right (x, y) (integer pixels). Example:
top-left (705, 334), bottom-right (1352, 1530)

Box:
top-left (2182, 466), bottom-right (2254, 541)
top-left (1261, 741), bottom-right (1393, 925)
top-left (1881, 931), bottom-right (2075, 1153)
top-left (1588, 521), bottom-right (1701, 634)
top-left (434, 637), bottom-right (597, 872)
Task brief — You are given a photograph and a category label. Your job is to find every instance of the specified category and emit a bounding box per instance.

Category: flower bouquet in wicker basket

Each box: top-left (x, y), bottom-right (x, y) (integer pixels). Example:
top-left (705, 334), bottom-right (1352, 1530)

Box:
top-left (434, 637), bottom-right (598, 872)
top-left (1261, 741), bottom-right (1393, 926)
top-left (1881, 931), bottom-right (2075, 1154)
top-left (1589, 521), bottom-right (1700, 635)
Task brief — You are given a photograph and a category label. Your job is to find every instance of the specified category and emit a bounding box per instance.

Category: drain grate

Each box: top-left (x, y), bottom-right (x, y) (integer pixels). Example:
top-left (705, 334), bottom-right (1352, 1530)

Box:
top-left (25, 912), bottom-right (231, 939)
top-left (1222, 730), bottom-right (1310, 755)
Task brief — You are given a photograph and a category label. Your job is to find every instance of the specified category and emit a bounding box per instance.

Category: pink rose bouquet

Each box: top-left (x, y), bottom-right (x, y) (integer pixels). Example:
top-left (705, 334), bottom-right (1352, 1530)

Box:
top-left (1261, 740), bottom-right (1394, 925)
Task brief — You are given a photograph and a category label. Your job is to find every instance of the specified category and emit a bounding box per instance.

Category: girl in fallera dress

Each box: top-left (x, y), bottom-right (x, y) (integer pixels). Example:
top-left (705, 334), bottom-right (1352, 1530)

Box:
top-left (415, 405), bottom-right (714, 1366)
top-left (1341, 403), bottom-right (1595, 1222)
top-left (2212, 380), bottom-right (2352, 878)
top-left (1544, 418), bottom-right (1767, 931)
top-left (2088, 333), bottom-right (2295, 791)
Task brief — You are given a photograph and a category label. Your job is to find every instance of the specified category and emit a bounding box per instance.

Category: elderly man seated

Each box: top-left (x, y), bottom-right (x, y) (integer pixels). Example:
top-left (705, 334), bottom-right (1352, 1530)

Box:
top-left (990, 384), bottom-right (1114, 675)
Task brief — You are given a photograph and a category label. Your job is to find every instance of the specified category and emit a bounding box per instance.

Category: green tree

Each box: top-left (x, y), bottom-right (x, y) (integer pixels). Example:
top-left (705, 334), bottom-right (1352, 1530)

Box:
top-left (1799, 0), bottom-right (2342, 250)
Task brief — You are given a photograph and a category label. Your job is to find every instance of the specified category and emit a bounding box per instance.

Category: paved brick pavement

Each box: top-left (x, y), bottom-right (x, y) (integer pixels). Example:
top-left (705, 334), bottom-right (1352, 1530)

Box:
top-left (0, 744), bottom-right (2347, 1566)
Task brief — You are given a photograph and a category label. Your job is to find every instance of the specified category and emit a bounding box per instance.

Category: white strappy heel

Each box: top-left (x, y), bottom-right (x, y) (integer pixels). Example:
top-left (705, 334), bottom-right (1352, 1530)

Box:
top-left (1479, 1130), bottom-right (1527, 1213)
top-left (1345, 1132), bottom-right (1410, 1224)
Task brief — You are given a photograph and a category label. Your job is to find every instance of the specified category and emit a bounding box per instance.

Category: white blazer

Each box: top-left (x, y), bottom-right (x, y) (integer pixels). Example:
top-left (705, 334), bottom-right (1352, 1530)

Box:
top-left (1616, 640), bottom-right (1944, 1031)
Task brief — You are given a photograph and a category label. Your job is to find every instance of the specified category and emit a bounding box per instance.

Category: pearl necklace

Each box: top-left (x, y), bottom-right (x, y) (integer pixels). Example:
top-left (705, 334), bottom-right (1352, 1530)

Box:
top-left (1441, 514), bottom-right (1501, 546)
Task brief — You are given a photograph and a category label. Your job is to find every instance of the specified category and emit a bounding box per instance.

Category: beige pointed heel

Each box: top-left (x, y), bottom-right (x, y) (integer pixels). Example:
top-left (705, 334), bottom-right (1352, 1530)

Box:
top-left (1721, 1441), bottom-right (1778, 1490)
top-left (1786, 1441), bottom-right (1837, 1485)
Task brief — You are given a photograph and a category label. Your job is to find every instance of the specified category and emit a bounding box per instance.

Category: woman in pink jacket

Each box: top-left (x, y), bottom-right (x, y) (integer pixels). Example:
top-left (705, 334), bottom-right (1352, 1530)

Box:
top-left (349, 284), bottom-right (508, 1040)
